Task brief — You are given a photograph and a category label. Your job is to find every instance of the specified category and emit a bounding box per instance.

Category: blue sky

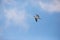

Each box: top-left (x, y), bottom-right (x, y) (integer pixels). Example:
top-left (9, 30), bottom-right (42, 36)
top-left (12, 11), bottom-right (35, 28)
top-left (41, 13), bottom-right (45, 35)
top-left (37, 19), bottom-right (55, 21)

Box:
top-left (0, 0), bottom-right (60, 40)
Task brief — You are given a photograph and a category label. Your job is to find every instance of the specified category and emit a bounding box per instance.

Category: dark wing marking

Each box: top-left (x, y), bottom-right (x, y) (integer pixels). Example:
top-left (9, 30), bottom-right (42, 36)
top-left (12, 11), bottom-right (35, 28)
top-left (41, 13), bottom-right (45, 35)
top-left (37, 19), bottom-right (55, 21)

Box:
top-left (36, 14), bottom-right (40, 19)
top-left (35, 18), bottom-right (37, 22)
top-left (36, 15), bottom-right (39, 17)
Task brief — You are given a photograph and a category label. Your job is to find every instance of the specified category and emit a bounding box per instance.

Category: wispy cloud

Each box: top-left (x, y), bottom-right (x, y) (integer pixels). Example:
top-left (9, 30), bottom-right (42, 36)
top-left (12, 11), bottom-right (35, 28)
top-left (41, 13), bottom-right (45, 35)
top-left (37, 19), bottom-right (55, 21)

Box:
top-left (3, 0), bottom-right (16, 4)
top-left (4, 8), bottom-right (29, 32)
top-left (39, 0), bottom-right (60, 12)
top-left (2, 0), bottom-right (29, 32)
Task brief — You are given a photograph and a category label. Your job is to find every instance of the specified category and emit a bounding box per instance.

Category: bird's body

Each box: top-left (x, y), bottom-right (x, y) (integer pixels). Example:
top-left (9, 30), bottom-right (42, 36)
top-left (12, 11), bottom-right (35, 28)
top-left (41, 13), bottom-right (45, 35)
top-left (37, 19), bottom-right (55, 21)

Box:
top-left (34, 14), bottom-right (40, 22)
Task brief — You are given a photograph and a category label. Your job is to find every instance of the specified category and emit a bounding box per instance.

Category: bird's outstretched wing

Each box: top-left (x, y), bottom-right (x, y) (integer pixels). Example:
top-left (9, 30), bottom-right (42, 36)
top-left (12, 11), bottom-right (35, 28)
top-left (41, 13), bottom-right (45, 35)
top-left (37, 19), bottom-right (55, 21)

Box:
top-left (36, 14), bottom-right (39, 17)
top-left (37, 15), bottom-right (40, 19)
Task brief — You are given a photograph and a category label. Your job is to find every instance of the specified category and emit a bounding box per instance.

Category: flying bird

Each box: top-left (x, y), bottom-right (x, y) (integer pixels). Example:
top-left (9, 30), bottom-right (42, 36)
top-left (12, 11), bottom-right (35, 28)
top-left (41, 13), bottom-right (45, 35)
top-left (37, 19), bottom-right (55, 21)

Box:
top-left (34, 14), bottom-right (40, 22)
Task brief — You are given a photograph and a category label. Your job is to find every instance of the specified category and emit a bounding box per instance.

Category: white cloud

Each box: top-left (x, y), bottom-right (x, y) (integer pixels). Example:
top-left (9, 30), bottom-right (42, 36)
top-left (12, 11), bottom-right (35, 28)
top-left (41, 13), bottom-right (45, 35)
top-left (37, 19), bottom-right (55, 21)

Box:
top-left (2, 0), bottom-right (17, 9)
top-left (4, 8), bottom-right (29, 32)
top-left (39, 0), bottom-right (60, 12)
top-left (4, 8), bottom-right (25, 23)
top-left (3, 0), bottom-right (16, 4)
top-left (1, 0), bottom-right (30, 32)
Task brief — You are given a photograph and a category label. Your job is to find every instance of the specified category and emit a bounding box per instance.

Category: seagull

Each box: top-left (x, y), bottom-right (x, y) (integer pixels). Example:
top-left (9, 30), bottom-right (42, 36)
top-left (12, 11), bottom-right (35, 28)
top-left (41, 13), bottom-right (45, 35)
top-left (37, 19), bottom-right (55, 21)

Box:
top-left (34, 14), bottom-right (40, 22)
